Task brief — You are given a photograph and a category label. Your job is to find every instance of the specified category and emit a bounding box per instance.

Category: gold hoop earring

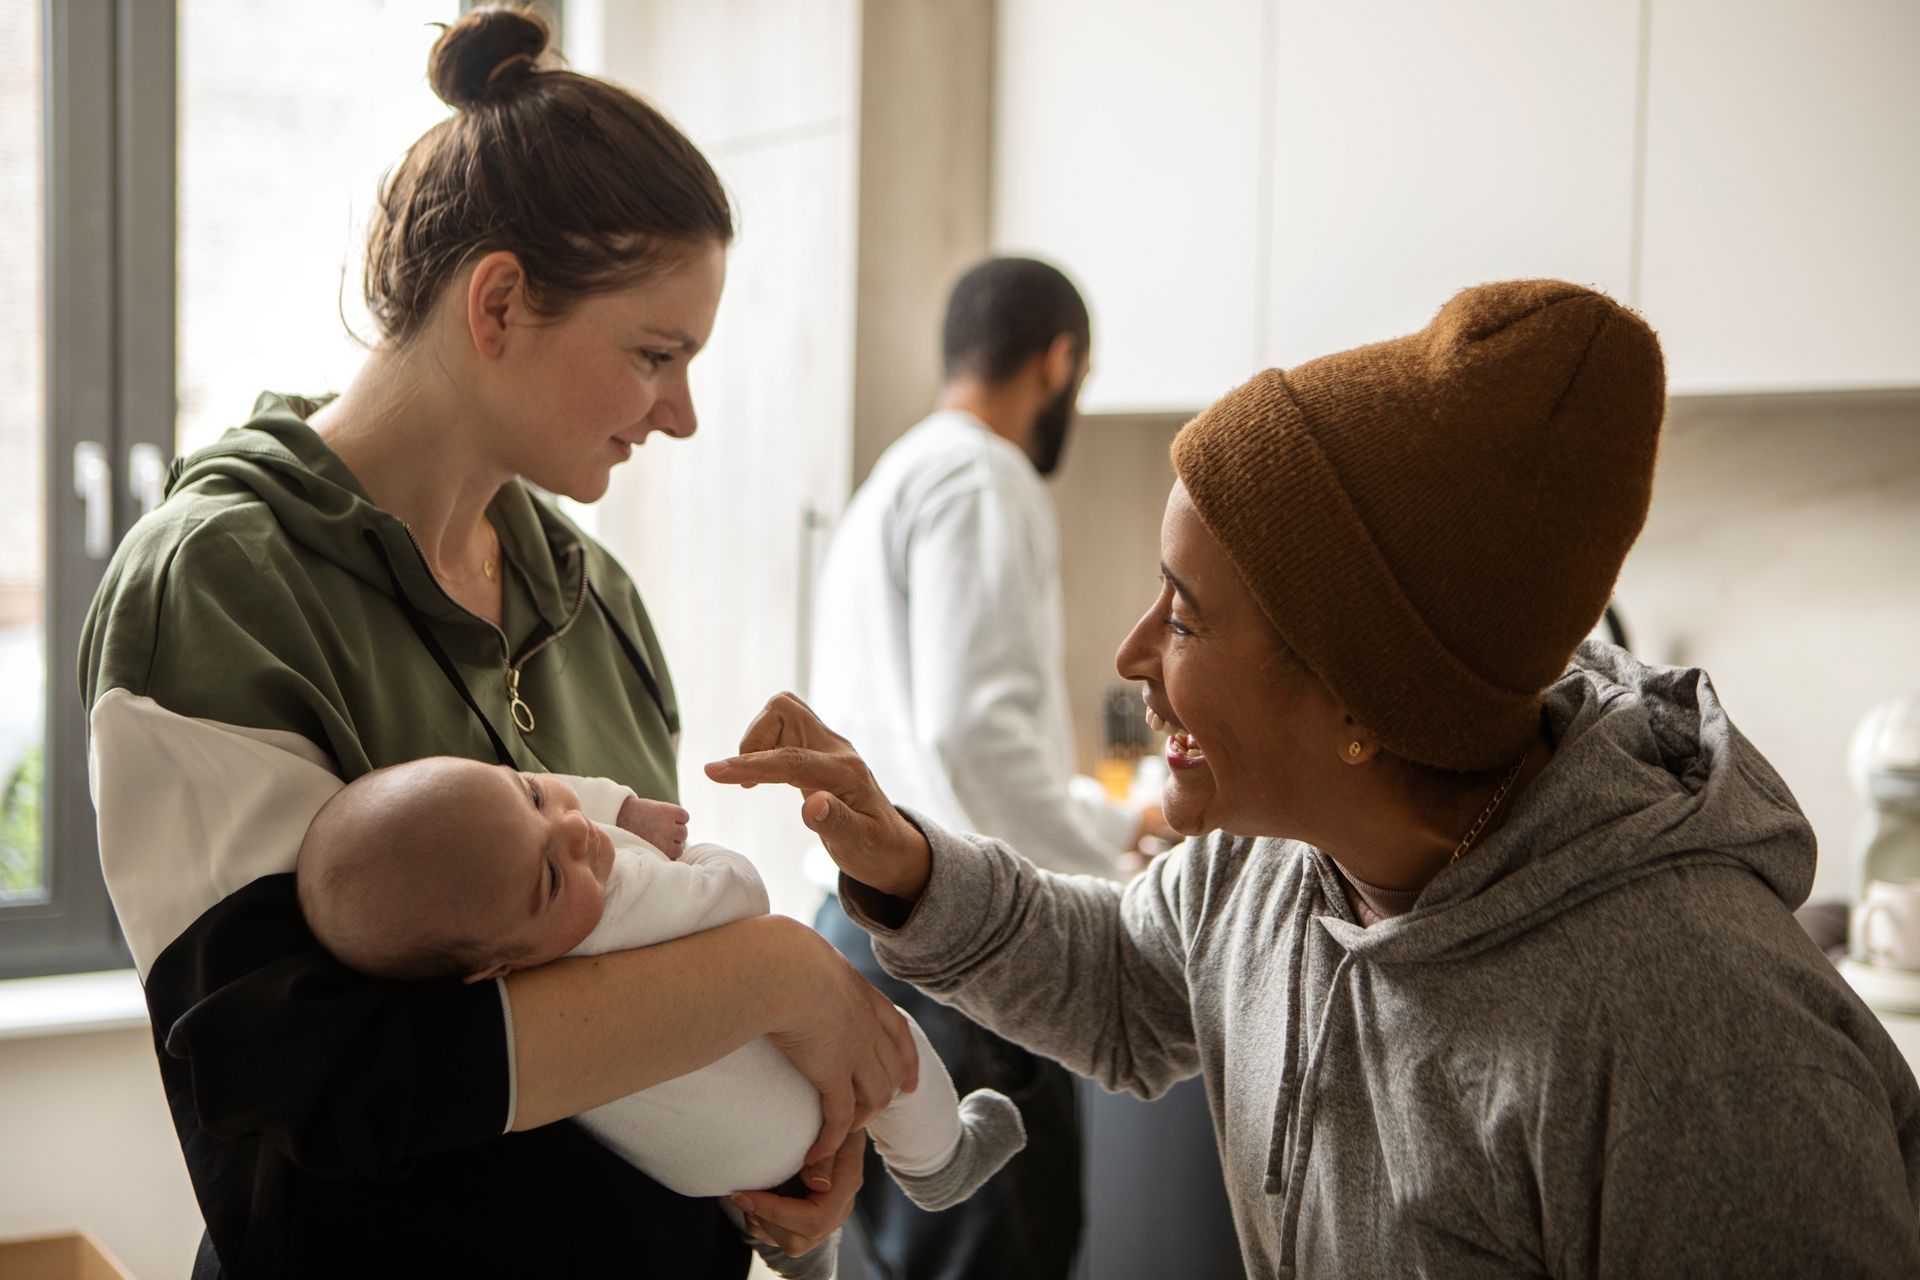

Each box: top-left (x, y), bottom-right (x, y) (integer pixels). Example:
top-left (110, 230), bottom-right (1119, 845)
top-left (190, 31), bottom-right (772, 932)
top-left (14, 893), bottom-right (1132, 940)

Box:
top-left (1347, 741), bottom-right (1363, 760)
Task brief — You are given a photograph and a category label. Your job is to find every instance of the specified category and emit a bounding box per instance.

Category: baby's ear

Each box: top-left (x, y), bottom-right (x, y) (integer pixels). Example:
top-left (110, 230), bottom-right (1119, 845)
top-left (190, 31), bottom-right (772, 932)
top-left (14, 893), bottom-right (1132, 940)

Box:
top-left (463, 962), bottom-right (514, 984)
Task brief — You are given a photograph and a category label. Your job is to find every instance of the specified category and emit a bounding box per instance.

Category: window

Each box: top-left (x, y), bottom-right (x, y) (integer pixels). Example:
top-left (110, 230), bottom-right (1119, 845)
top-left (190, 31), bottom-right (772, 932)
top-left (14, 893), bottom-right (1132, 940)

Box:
top-left (177, 0), bottom-right (462, 457)
top-left (0, 0), bottom-right (134, 978)
top-left (0, 0), bottom-right (49, 915)
top-left (0, 0), bottom-right (578, 977)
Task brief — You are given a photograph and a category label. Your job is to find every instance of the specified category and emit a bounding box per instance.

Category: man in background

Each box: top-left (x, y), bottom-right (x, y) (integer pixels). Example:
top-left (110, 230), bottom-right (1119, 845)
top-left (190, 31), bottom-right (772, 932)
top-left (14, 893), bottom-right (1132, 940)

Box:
top-left (810, 257), bottom-right (1167, 1279)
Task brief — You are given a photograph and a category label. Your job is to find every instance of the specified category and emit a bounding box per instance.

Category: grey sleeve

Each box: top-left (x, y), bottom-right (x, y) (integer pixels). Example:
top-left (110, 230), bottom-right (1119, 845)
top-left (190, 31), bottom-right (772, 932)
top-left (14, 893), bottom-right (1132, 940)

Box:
top-left (1587, 1066), bottom-right (1920, 1278)
top-left (841, 811), bottom-right (1200, 1099)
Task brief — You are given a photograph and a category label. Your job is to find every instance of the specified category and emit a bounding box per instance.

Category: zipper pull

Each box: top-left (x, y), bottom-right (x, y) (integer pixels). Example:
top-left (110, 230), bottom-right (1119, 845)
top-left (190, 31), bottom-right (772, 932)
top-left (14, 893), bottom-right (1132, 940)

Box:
top-left (506, 664), bottom-right (536, 734)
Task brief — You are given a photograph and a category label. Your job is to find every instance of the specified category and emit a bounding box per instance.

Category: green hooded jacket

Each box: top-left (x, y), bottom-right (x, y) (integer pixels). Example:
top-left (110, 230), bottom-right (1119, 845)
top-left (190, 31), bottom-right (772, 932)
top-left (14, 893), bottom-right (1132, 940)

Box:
top-left (79, 393), bottom-right (745, 1277)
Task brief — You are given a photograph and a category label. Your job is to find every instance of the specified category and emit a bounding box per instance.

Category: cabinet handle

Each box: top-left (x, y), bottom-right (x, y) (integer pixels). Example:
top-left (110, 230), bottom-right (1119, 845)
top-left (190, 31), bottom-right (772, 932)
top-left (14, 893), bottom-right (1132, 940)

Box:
top-left (128, 443), bottom-right (168, 517)
top-left (73, 441), bottom-right (112, 560)
top-left (795, 504), bottom-right (831, 700)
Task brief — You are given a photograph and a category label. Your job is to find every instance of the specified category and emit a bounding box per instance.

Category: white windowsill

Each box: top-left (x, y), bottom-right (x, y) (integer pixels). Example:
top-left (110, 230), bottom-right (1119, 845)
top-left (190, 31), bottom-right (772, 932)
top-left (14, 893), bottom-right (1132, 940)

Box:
top-left (0, 968), bottom-right (147, 1041)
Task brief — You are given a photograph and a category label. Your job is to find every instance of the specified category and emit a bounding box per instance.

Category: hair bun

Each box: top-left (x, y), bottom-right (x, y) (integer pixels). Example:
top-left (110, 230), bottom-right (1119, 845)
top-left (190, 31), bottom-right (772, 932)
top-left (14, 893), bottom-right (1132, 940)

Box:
top-left (428, 5), bottom-right (552, 110)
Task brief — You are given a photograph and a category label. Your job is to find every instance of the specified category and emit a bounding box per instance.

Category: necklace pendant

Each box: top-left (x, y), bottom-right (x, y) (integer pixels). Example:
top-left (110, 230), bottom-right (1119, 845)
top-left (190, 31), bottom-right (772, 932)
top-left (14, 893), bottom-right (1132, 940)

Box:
top-left (482, 559), bottom-right (496, 582)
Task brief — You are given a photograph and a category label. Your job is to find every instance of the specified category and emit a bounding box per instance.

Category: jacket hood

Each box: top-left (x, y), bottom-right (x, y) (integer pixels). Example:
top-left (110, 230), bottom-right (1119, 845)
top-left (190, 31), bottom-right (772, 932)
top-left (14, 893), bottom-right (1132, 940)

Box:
top-left (1262, 641), bottom-right (1817, 1270)
top-left (168, 392), bottom-right (588, 631)
top-left (1322, 639), bottom-right (1817, 963)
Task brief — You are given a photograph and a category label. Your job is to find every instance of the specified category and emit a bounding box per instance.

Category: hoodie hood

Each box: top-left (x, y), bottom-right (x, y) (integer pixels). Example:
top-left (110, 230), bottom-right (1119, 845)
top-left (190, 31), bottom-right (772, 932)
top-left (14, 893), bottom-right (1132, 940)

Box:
top-left (1322, 639), bottom-right (1817, 964)
top-left (167, 392), bottom-right (588, 632)
top-left (1262, 640), bottom-right (1817, 1273)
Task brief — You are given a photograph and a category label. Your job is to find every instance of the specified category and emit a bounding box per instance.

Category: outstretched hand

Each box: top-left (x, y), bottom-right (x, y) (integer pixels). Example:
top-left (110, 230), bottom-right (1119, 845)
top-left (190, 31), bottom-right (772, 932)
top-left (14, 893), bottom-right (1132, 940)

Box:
top-left (705, 692), bottom-right (933, 903)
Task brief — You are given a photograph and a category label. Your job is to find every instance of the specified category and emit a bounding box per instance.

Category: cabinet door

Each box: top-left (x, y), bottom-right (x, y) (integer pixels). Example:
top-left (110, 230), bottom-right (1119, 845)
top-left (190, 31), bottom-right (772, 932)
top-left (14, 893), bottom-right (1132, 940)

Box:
top-left (1265, 1), bottom-right (1641, 367)
top-left (1641, 0), bottom-right (1920, 393)
top-left (993, 0), bottom-right (1267, 414)
top-left (599, 133), bottom-right (857, 923)
top-left (609, 0), bottom-right (856, 153)
top-left (597, 3), bottom-right (859, 921)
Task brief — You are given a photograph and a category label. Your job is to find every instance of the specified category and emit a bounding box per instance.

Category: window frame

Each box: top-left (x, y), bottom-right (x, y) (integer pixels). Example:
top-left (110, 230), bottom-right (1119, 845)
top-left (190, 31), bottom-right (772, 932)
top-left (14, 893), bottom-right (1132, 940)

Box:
top-left (0, 0), bottom-right (173, 979)
top-left (3, 0), bottom-right (574, 979)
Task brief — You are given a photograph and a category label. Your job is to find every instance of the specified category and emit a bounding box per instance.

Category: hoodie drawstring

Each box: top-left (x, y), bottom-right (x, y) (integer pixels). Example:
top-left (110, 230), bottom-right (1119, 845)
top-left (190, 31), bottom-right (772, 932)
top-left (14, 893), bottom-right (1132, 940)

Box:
top-left (365, 528), bottom-right (680, 758)
top-left (1275, 950), bottom-right (1357, 1278)
top-left (1266, 886), bottom-right (1317, 1194)
top-left (1266, 863), bottom-right (1364, 1279)
top-left (587, 581), bottom-right (680, 738)
top-left (370, 532), bottom-right (516, 767)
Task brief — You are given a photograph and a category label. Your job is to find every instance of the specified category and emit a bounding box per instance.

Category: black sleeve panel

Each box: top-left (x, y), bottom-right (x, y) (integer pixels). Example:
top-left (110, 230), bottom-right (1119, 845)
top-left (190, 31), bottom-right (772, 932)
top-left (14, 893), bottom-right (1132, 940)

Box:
top-left (147, 873), bottom-right (508, 1180)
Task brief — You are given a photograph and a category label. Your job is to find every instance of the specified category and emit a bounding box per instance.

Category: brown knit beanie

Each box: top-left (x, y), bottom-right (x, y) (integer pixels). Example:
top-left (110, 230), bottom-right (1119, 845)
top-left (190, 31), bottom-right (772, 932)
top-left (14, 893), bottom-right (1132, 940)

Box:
top-left (1171, 279), bottom-right (1665, 771)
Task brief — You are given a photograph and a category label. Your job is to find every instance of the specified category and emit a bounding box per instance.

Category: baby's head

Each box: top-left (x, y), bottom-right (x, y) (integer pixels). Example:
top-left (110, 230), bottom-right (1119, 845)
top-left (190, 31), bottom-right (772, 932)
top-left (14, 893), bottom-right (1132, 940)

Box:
top-left (298, 757), bottom-right (617, 983)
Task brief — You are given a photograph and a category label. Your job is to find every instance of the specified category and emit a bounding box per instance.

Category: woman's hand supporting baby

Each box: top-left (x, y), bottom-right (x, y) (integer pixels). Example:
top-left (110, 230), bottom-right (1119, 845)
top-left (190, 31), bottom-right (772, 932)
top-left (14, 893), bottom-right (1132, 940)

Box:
top-left (739, 920), bottom-right (917, 1259)
top-left (705, 692), bottom-right (934, 911)
top-left (504, 910), bottom-right (915, 1264)
top-left (697, 692), bottom-right (949, 1256)
top-left (773, 920), bottom-right (921, 1169)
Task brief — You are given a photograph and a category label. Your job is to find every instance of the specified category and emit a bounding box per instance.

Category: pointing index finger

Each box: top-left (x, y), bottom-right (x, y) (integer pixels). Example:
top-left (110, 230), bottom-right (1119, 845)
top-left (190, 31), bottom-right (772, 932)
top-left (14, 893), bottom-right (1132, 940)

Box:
top-left (703, 746), bottom-right (842, 790)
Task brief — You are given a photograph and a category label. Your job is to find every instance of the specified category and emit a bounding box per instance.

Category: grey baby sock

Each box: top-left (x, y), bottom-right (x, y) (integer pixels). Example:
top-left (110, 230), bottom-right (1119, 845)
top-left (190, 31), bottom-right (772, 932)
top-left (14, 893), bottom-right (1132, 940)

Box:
top-left (888, 1088), bottom-right (1027, 1212)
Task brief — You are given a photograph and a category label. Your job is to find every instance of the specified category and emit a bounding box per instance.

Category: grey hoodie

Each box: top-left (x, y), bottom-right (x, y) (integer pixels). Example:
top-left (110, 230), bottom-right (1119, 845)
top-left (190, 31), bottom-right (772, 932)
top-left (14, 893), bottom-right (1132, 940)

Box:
top-left (843, 643), bottom-right (1920, 1277)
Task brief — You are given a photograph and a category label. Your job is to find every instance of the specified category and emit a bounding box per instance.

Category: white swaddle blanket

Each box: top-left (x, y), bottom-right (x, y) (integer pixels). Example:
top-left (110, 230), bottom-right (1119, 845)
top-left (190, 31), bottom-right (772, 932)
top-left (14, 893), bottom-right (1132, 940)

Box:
top-left (559, 782), bottom-right (959, 1196)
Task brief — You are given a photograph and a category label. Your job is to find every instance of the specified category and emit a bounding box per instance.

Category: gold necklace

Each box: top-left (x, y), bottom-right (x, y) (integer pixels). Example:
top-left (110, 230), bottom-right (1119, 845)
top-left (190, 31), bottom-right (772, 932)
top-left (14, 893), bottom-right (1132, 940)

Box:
top-left (481, 522), bottom-right (499, 583)
top-left (1449, 751), bottom-right (1528, 864)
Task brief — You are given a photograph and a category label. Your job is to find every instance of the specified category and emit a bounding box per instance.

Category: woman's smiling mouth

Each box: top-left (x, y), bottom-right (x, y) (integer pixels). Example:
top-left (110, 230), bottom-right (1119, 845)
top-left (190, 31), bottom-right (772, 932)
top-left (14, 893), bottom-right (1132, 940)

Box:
top-left (1145, 703), bottom-right (1207, 770)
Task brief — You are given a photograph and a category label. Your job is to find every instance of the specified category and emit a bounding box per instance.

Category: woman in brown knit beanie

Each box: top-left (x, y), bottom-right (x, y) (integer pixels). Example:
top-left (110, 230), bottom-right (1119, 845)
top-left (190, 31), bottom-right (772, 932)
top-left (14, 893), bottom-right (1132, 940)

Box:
top-left (713, 280), bottom-right (1920, 1278)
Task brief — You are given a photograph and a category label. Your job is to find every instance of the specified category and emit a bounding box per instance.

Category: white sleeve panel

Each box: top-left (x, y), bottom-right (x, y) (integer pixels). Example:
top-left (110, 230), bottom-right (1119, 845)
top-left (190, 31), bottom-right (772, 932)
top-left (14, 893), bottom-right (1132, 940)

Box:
top-left (905, 478), bottom-right (1129, 882)
top-left (548, 774), bottom-right (636, 827)
top-left (569, 842), bottom-right (770, 957)
top-left (88, 688), bottom-right (347, 977)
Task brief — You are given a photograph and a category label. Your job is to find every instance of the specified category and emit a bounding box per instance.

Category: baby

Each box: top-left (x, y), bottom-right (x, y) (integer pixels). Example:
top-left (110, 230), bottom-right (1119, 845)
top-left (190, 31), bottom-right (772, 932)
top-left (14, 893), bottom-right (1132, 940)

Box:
top-left (295, 757), bottom-right (1024, 1280)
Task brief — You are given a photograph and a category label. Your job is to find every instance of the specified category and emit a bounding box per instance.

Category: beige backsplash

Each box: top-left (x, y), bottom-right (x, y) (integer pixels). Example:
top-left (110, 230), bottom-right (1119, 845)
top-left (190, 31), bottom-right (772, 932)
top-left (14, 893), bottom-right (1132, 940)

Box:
top-left (1051, 413), bottom-right (1186, 787)
top-left (1054, 393), bottom-right (1920, 904)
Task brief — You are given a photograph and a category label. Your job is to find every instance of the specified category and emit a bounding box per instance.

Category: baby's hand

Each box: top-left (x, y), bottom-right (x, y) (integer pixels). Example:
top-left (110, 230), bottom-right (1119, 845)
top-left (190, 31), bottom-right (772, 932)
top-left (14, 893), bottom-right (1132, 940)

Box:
top-left (617, 795), bottom-right (690, 859)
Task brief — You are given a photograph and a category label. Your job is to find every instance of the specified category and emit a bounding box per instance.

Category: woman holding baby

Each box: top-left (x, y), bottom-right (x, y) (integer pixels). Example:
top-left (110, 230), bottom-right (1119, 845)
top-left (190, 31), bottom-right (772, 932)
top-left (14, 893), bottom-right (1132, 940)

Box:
top-left (80, 8), bottom-right (899, 1276)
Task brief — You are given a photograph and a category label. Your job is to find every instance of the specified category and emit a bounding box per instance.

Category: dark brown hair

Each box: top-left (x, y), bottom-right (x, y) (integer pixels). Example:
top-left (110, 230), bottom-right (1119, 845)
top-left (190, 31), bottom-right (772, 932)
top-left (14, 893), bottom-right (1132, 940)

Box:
top-left (363, 5), bottom-right (733, 345)
top-left (942, 257), bottom-right (1091, 384)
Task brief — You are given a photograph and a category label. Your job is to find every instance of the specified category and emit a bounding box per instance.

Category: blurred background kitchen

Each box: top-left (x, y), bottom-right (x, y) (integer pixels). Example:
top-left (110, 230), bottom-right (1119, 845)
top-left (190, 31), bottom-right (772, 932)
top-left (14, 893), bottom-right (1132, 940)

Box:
top-left (2, 1), bottom-right (1916, 1276)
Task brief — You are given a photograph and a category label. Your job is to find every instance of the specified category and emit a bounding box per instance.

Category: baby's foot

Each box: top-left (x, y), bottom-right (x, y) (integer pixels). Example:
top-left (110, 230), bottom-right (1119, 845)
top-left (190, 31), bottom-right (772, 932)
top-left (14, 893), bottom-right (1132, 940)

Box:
top-left (616, 795), bottom-right (690, 859)
top-left (888, 1089), bottom-right (1026, 1211)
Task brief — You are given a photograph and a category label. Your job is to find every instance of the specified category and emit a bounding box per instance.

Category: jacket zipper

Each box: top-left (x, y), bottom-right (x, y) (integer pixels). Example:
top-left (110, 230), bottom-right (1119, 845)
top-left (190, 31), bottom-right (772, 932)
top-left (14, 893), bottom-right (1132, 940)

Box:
top-left (498, 565), bottom-right (591, 733)
top-left (401, 524), bottom-right (591, 736)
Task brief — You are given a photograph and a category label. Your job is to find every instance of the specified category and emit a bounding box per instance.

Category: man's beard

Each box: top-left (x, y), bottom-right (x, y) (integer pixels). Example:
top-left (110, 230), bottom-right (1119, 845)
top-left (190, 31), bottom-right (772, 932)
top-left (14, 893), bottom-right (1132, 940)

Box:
top-left (1026, 380), bottom-right (1077, 477)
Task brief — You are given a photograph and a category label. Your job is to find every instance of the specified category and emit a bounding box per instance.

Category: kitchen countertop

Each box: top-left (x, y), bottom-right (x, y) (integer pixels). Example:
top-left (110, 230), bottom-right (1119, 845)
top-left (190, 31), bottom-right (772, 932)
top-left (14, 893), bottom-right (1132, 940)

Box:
top-left (1839, 960), bottom-right (1920, 1076)
top-left (1878, 1010), bottom-right (1920, 1073)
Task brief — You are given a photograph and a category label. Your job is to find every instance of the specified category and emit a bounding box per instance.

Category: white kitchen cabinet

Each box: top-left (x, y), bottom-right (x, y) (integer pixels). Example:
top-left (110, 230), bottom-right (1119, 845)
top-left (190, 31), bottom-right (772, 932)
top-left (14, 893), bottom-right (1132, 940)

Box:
top-left (605, 132), bottom-right (859, 922)
top-left (597, 3), bottom-right (861, 921)
top-left (996, 2), bottom-right (1641, 412)
top-left (1640, 0), bottom-right (1920, 393)
top-left (605, 0), bottom-right (858, 152)
top-left (1264, 1), bottom-right (1641, 367)
top-left (589, 0), bottom-right (997, 922)
top-left (998, 1), bottom-right (1918, 408)
top-left (993, 0), bottom-right (1268, 414)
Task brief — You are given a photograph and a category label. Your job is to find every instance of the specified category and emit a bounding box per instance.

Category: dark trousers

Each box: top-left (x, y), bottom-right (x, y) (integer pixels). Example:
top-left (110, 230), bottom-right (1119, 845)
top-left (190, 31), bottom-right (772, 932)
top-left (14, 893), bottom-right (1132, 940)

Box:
top-left (815, 894), bottom-right (1084, 1280)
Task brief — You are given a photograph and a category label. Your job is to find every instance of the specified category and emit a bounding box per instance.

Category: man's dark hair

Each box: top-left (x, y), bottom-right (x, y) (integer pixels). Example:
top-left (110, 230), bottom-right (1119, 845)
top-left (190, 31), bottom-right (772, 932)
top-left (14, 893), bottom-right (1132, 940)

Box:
top-left (942, 257), bottom-right (1091, 384)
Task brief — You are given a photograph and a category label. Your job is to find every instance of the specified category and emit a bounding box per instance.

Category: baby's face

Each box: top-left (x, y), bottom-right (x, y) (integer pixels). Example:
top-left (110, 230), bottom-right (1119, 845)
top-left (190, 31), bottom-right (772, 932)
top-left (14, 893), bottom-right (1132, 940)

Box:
top-left (443, 762), bottom-right (620, 976)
